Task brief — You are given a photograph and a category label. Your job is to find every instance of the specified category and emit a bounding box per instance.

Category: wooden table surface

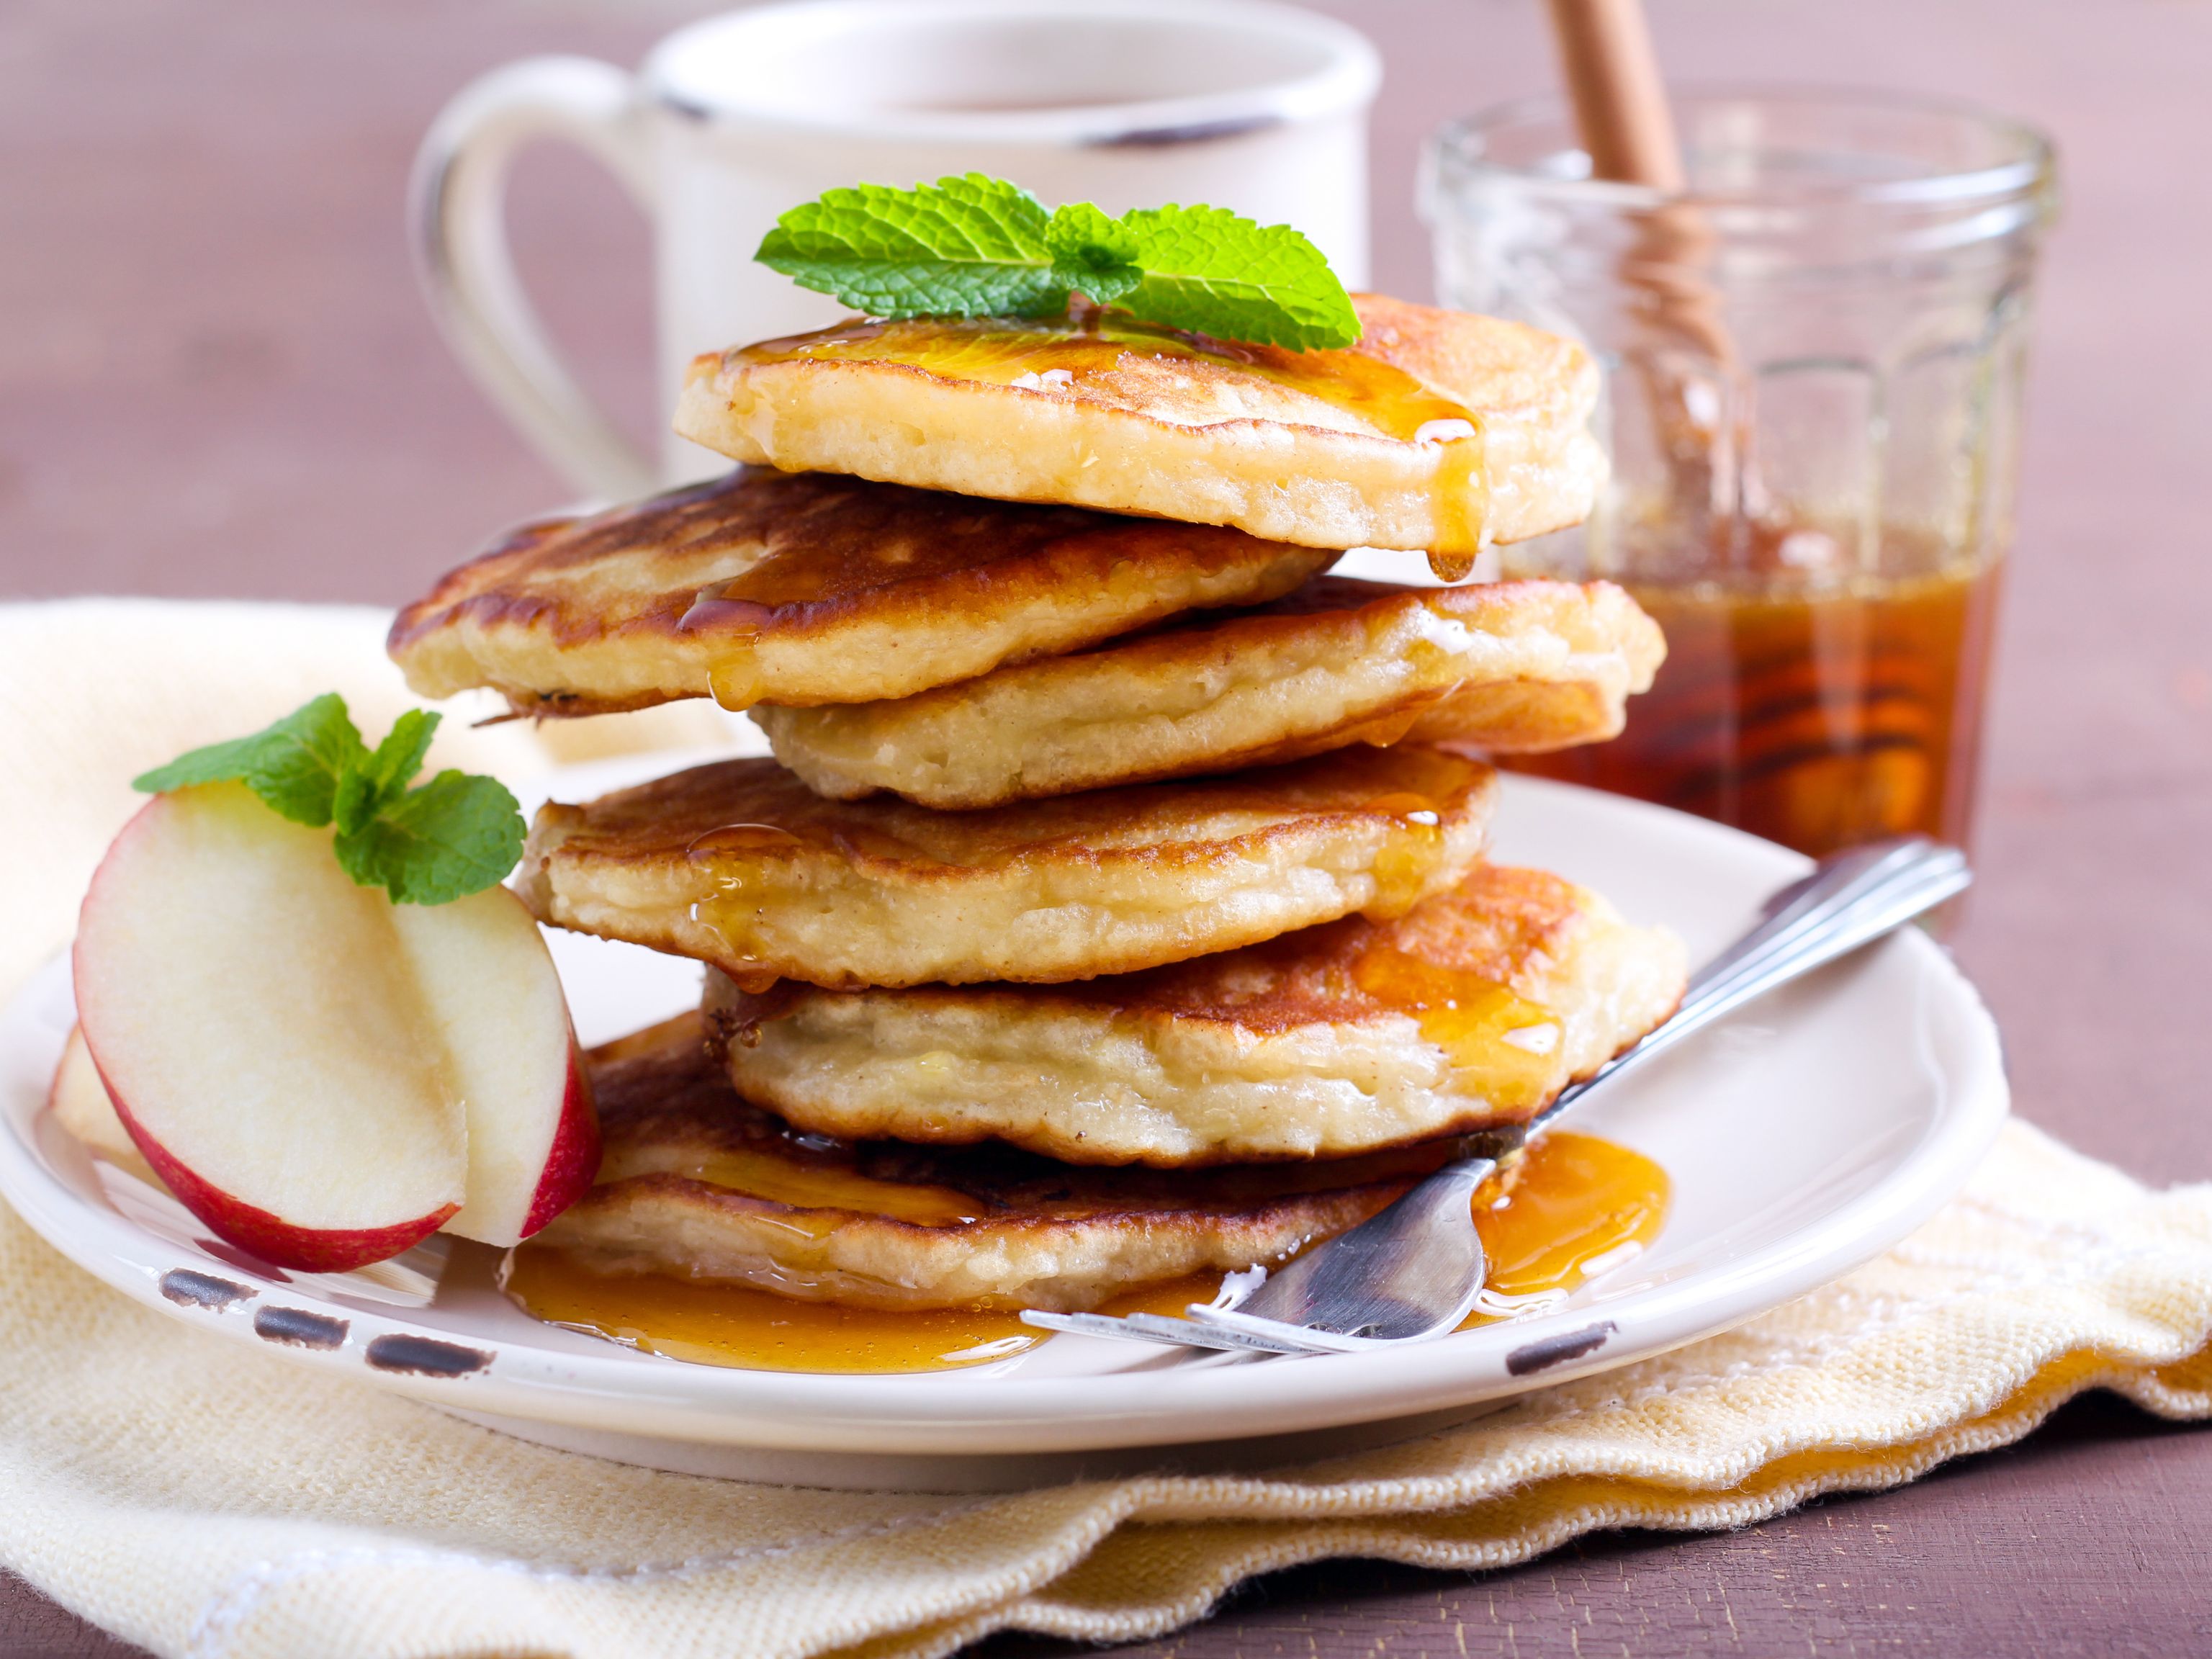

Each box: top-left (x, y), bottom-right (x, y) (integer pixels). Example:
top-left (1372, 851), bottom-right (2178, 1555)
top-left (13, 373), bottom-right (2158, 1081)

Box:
top-left (4, 1), bottom-right (2210, 1653)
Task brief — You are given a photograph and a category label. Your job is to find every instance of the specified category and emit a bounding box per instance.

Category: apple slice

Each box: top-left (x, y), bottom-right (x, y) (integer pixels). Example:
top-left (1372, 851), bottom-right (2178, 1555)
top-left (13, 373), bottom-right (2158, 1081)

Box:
top-left (74, 781), bottom-right (598, 1269)
top-left (74, 782), bottom-right (472, 1271)
top-left (390, 886), bottom-right (597, 1246)
top-left (47, 1025), bottom-right (163, 1186)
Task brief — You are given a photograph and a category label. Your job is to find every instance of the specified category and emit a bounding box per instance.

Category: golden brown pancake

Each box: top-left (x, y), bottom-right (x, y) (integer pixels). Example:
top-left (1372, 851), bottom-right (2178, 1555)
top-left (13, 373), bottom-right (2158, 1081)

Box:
top-left (754, 575), bottom-right (1667, 808)
top-left (673, 295), bottom-right (1603, 570)
top-left (517, 747), bottom-right (1496, 989)
top-left (387, 467), bottom-right (1333, 716)
top-left (706, 864), bottom-right (1686, 1167)
top-left (533, 1013), bottom-right (1492, 1312)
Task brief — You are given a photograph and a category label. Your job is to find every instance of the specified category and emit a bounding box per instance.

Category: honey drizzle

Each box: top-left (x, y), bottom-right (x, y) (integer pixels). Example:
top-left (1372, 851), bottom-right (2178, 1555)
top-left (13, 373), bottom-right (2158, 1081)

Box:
top-left (706, 657), bottom-right (768, 713)
top-left (676, 590), bottom-right (772, 710)
top-left (683, 821), bottom-right (940, 979)
top-left (618, 1149), bottom-right (983, 1231)
top-left (499, 1254), bottom-right (1048, 1373)
top-left (500, 1133), bottom-right (1666, 1373)
top-left (1422, 428), bottom-right (1490, 583)
top-left (684, 824), bottom-right (809, 992)
top-left (1350, 946), bottom-right (1563, 1112)
top-left (1359, 791), bottom-right (1445, 917)
top-left (685, 824), bottom-right (804, 859)
top-left (739, 310), bottom-right (1488, 566)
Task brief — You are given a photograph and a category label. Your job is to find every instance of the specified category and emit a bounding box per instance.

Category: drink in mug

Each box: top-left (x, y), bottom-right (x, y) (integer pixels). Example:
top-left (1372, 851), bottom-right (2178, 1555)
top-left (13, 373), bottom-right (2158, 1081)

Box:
top-left (415, 0), bottom-right (1379, 499)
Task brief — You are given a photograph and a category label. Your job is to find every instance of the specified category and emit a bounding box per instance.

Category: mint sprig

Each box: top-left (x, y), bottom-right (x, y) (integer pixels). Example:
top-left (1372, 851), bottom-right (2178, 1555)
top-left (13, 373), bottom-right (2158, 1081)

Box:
top-left (757, 174), bottom-right (1061, 320)
top-left (135, 696), bottom-right (524, 905)
top-left (1116, 205), bottom-right (1361, 354)
top-left (755, 175), bottom-right (1360, 352)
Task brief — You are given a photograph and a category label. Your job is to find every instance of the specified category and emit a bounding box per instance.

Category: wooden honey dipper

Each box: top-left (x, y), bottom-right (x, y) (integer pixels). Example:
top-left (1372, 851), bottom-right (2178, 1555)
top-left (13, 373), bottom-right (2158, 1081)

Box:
top-left (1545, 0), bottom-right (1756, 531)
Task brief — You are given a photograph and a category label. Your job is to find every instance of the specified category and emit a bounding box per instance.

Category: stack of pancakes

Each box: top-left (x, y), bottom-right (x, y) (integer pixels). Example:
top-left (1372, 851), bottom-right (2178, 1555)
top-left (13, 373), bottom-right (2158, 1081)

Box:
top-left (388, 294), bottom-right (1689, 1317)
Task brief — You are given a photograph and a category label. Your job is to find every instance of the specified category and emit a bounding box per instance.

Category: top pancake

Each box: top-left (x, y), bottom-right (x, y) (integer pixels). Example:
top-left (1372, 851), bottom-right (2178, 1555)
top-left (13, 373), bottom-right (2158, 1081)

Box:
top-left (387, 467), bottom-right (1333, 715)
top-left (673, 295), bottom-right (1604, 567)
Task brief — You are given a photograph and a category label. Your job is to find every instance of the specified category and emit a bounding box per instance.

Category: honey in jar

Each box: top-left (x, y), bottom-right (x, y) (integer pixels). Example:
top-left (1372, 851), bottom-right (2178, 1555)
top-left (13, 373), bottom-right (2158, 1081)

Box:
top-left (1505, 528), bottom-right (2004, 859)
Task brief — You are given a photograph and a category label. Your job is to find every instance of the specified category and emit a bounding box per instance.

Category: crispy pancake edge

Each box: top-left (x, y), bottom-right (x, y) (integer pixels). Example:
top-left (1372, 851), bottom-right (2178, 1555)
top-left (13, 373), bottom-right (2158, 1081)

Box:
top-left (388, 468), bottom-right (1336, 714)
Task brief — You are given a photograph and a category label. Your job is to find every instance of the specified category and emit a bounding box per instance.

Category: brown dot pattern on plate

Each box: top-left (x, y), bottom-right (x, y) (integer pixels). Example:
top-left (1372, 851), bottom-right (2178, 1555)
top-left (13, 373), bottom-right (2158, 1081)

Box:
top-left (158, 1268), bottom-right (253, 1309)
top-left (364, 1334), bottom-right (491, 1377)
top-left (1505, 1320), bottom-right (1618, 1377)
top-left (252, 1306), bottom-right (349, 1349)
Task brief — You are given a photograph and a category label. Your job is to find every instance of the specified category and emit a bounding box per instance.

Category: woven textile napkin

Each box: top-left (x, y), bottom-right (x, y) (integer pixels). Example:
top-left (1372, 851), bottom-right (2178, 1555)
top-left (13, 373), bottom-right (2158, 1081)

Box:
top-left (5, 598), bottom-right (2211, 1659)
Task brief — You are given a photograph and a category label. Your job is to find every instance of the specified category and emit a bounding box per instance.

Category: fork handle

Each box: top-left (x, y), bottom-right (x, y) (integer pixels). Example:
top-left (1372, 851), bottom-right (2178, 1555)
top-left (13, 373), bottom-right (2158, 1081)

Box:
top-left (1534, 836), bottom-right (1970, 1130)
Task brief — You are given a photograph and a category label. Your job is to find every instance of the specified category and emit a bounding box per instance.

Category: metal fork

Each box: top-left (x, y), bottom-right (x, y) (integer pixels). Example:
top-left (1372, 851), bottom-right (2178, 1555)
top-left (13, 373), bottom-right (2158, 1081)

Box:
top-left (1022, 835), bottom-right (1971, 1357)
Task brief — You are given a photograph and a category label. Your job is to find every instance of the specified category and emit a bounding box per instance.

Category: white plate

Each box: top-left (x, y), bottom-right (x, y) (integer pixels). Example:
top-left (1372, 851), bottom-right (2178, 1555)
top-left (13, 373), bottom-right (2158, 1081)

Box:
top-left (0, 759), bottom-right (2007, 1491)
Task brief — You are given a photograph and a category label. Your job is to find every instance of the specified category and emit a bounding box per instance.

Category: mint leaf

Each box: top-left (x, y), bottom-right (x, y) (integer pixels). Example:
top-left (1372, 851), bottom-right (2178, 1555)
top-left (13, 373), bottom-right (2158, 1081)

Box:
top-left (1118, 205), bottom-right (1360, 351)
top-left (133, 693), bottom-right (367, 827)
top-left (756, 174), bottom-right (1064, 319)
top-left (333, 772), bottom-right (525, 907)
top-left (131, 732), bottom-right (269, 796)
top-left (1044, 202), bottom-right (1143, 306)
top-left (753, 178), bottom-right (1362, 350)
top-left (336, 709), bottom-right (441, 835)
top-left (138, 695), bottom-right (523, 906)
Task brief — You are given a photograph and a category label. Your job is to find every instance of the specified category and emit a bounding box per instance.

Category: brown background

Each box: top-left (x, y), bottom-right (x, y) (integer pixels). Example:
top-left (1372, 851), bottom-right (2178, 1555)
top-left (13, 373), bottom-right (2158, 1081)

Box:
top-left (4, 1), bottom-right (2211, 1653)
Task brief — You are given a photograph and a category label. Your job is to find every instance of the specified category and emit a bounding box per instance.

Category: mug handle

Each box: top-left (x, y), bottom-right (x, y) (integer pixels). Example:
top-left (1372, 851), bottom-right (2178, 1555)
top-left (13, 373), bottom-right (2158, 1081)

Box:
top-left (410, 57), bottom-right (660, 500)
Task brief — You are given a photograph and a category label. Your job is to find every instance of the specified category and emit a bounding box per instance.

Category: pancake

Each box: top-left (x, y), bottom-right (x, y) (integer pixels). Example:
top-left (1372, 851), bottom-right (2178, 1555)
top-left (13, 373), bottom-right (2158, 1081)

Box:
top-left (518, 747), bottom-right (1496, 989)
top-left (673, 295), bottom-right (1604, 571)
top-left (753, 575), bottom-right (1667, 808)
top-left (533, 1013), bottom-right (1494, 1313)
top-left (705, 864), bottom-right (1686, 1167)
top-left (387, 467), bottom-right (1333, 716)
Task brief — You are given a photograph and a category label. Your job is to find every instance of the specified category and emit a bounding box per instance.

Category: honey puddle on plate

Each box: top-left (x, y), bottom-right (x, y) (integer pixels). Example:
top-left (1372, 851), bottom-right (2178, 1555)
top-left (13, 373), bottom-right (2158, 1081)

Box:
top-left (500, 1132), bottom-right (1668, 1374)
top-left (1464, 1129), bottom-right (1671, 1318)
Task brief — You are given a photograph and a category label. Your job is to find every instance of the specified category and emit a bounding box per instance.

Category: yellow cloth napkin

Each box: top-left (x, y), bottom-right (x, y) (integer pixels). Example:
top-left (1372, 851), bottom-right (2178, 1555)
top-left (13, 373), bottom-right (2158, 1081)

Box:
top-left (4, 598), bottom-right (2211, 1659)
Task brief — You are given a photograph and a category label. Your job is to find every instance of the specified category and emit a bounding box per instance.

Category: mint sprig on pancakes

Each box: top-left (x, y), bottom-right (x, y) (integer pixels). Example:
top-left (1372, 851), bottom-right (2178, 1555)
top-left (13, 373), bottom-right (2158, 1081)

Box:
top-left (133, 694), bottom-right (525, 905)
top-left (755, 173), bottom-right (1361, 351)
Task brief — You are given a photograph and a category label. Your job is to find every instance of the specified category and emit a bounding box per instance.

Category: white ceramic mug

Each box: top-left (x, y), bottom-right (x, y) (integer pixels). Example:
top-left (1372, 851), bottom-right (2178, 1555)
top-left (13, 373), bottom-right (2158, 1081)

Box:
top-left (413, 0), bottom-right (1380, 498)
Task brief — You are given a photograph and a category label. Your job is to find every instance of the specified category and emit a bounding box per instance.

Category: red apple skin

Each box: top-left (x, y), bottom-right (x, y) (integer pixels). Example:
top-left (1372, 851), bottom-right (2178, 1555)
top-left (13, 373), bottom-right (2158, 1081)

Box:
top-left (73, 788), bottom-right (471, 1272)
top-left (518, 1043), bottom-right (601, 1240)
top-left (74, 788), bottom-right (590, 1263)
top-left (99, 1067), bottom-right (459, 1272)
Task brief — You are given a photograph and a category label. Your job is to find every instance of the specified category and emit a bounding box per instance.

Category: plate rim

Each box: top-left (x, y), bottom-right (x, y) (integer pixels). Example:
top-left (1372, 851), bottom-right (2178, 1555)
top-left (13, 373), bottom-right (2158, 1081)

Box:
top-left (0, 773), bottom-right (2010, 1457)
